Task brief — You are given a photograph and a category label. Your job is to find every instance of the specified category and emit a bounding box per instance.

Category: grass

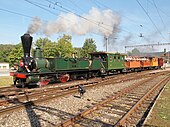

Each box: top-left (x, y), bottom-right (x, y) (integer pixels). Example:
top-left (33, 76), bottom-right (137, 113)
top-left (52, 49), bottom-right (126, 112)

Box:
top-left (0, 76), bottom-right (13, 87)
top-left (144, 81), bottom-right (170, 127)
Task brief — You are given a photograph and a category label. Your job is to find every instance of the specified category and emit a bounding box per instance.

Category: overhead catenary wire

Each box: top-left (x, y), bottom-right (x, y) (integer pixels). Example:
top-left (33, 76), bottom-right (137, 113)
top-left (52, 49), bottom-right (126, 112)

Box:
top-left (0, 8), bottom-right (33, 19)
top-left (0, 1), bottom-right (141, 49)
top-left (44, 0), bottom-right (113, 33)
top-left (151, 0), bottom-right (166, 28)
top-left (90, 0), bottom-right (142, 26)
top-left (24, 0), bottom-right (109, 37)
top-left (136, 0), bottom-right (167, 41)
top-left (24, 0), bottom-right (140, 40)
top-left (147, 0), bottom-right (170, 18)
top-left (0, 1), bottom-right (102, 37)
top-left (90, 0), bottom-right (147, 38)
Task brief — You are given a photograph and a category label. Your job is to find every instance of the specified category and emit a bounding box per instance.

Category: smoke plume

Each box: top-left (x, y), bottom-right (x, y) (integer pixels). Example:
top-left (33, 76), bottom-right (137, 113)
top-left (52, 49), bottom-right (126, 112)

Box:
top-left (27, 17), bottom-right (42, 34)
top-left (27, 7), bottom-right (121, 37)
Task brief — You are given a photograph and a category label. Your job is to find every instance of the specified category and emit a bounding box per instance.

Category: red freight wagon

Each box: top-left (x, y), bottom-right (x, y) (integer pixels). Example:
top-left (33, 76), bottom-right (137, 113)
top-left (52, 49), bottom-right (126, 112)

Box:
top-left (158, 58), bottom-right (163, 68)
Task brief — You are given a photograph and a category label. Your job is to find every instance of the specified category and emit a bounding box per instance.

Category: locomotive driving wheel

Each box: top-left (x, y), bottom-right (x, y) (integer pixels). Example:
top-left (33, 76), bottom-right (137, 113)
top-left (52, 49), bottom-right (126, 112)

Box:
top-left (16, 79), bottom-right (26, 88)
top-left (60, 74), bottom-right (70, 83)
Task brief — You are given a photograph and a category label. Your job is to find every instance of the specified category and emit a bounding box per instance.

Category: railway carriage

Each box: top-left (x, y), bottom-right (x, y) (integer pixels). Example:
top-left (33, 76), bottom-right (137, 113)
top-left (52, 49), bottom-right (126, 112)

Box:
top-left (89, 52), bottom-right (126, 74)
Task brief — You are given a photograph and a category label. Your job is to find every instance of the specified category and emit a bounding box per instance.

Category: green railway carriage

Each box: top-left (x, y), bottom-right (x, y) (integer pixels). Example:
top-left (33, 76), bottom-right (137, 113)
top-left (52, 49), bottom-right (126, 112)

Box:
top-left (89, 52), bottom-right (126, 73)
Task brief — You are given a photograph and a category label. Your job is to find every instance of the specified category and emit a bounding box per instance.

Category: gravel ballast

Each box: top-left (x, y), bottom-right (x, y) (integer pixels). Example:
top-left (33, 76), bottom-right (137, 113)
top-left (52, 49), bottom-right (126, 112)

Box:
top-left (0, 75), bottom-right (165, 127)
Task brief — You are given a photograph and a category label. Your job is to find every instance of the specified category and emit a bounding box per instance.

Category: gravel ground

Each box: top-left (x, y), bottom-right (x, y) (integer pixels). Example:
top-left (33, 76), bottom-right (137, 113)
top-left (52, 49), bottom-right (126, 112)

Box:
top-left (0, 76), bottom-right (162, 127)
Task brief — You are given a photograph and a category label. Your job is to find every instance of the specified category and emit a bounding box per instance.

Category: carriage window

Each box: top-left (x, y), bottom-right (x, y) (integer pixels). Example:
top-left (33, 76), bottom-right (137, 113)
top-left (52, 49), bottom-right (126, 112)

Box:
top-left (118, 56), bottom-right (120, 59)
top-left (114, 56), bottom-right (116, 59)
top-left (110, 56), bottom-right (112, 61)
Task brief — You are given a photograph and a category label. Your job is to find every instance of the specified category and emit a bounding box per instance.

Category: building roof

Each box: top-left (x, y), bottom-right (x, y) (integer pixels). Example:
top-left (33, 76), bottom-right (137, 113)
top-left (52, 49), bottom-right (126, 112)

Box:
top-left (89, 52), bottom-right (125, 55)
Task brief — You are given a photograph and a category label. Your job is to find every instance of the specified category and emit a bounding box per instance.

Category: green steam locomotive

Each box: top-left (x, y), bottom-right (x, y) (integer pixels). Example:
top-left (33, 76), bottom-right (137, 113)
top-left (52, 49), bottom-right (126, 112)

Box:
top-left (10, 34), bottom-right (125, 87)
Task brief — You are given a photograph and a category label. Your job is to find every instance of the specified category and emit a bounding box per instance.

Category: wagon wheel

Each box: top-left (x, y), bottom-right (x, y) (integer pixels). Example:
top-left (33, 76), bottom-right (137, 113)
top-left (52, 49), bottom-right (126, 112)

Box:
top-left (37, 78), bottom-right (50, 86)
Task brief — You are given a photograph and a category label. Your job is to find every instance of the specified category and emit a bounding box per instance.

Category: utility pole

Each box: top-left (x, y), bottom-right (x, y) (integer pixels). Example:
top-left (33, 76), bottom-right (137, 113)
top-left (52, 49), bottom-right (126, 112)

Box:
top-left (104, 36), bottom-right (108, 52)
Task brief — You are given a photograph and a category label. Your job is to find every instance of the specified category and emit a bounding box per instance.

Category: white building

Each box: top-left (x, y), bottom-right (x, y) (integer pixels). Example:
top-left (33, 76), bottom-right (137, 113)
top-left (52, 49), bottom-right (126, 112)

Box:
top-left (0, 63), bottom-right (9, 70)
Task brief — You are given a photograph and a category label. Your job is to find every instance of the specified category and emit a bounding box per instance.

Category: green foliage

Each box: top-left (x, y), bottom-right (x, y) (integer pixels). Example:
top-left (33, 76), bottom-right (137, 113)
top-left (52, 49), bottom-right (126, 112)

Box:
top-left (44, 42), bottom-right (58, 58)
top-left (0, 44), bottom-right (14, 62)
top-left (81, 38), bottom-right (97, 58)
top-left (8, 44), bottom-right (23, 66)
top-left (34, 38), bottom-right (51, 49)
top-left (74, 47), bottom-right (82, 58)
top-left (34, 35), bottom-right (74, 58)
top-left (56, 34), bottom-right (74, 57)
top-left (35, 38), bottom-right (58, 58)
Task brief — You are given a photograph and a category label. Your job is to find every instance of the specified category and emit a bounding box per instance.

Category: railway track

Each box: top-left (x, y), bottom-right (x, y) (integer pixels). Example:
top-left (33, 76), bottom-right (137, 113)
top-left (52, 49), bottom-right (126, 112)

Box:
top-left (0, 70), bottom-right (163, 115)
top-left (56, 72), bottom-right (169, 127)
top-left (0, 70), bottom-right (158, 98)
top-left (0, 70), bottom-right (151, 100)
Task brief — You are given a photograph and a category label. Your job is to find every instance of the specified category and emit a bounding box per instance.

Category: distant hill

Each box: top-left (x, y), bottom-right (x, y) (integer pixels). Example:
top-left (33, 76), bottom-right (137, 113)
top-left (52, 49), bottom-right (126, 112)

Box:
top-left (128, 51), bottom-right (170, 57)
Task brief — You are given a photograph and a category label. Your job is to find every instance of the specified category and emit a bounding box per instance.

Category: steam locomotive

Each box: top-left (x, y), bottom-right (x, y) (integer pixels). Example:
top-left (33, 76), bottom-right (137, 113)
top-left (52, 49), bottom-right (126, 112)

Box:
top-left (10, 34), bottom-right (106, 87)
top-left (10, 34), bottom-right (163, 88)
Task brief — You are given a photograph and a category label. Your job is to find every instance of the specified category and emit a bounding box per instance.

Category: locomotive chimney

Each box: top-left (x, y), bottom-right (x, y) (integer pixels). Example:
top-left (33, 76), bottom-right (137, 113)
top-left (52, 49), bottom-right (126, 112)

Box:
top-left (21, 33), bottom-right (33, 57)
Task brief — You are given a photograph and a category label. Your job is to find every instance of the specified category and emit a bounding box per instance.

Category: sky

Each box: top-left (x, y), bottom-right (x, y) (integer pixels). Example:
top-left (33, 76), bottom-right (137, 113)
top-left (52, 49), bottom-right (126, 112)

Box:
top-left (0, 0), bottom-right (170, 53)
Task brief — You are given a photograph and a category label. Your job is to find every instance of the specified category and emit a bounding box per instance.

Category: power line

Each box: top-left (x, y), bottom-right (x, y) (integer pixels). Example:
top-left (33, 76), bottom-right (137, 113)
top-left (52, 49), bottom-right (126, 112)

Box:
top-left (90, 0), bottom-right (141, 26)
top-left (32, 1), bottom-right (68, 13)
top-left (0, 8), bottom-right (33, 19)
top-left (44, 0), bottom-right (142, 39)
top-left (147, 0), bottom-right (170, 18)
top-left (136, 0), bottom-right (167, 41)
top-left (24, 0), bottom-right (109, 37)
top-left (24, 0), bottom-right (58, 16)
top-left (44, 0), bottom-right (113, 32)
top-left (67, 0), bottom-right (87, 14)
top-left (152, 0), bottom-right (166, 28)
top-left (89, 0), bottom-right (154, 39)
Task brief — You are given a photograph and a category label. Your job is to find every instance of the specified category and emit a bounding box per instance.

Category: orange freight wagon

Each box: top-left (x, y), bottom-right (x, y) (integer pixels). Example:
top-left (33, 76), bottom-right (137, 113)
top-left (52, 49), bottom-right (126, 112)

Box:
top-left (125, 57), bottom-right (141, 70)
top-left (140, 58), bottom-right (151, 68)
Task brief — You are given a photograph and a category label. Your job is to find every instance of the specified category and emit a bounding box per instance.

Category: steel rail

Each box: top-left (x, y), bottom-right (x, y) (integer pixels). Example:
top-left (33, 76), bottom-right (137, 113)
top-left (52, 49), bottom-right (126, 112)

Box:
top-left (114, 76), bottom-right (170, 126)
top-left (0, 72), bottom-right (152, 106)
top-left (56, 73), bottom-right (164, 127)
top-left (0, 70), bottom-right (162, 116)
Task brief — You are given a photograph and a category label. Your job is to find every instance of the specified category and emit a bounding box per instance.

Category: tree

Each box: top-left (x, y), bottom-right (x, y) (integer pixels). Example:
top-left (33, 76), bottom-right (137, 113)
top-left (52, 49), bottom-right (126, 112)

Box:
top-left (74, 47), bottom-right (82, 58)
top-left (0, 44), bottom-right (14, 62)
top-left (43, 42), bottom-right (58, 58)
top-left (8, 44), bottom-right (23, 66)
top-left (34, 38), bottom-right (52, 49)
top-left (81, 38), bottom-right (97, 58)
top-left (56, 34), bottom-right (74, 57)
top-left (34, 38), bottom-right (58, 58)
